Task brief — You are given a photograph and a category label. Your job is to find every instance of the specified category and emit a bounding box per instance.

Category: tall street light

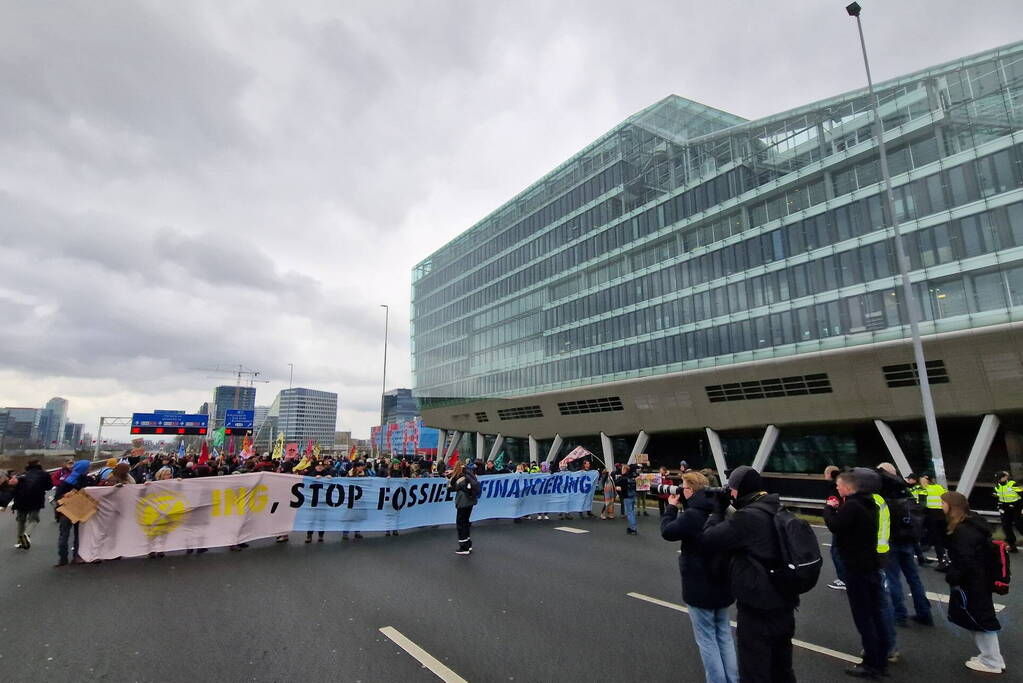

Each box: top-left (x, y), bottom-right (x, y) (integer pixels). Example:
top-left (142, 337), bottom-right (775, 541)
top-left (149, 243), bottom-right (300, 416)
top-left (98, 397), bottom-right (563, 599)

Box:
top-left (379, 304), bottom-right (389, 455)
top-left (846, 2), bottom-right (947, 488)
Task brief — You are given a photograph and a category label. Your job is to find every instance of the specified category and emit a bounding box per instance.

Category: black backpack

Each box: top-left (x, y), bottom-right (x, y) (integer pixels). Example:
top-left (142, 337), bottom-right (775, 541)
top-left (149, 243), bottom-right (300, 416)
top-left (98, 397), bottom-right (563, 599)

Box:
top-left (768, 507), bottom-right (823, 596)
top-left (889, 496), bottom-right (925, 544)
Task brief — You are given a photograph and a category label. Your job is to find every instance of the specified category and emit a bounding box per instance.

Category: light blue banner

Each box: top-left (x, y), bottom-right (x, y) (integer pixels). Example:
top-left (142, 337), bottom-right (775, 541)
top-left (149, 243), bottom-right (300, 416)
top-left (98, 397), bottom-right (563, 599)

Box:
top-left (291, 471), bottom-right (598, 532)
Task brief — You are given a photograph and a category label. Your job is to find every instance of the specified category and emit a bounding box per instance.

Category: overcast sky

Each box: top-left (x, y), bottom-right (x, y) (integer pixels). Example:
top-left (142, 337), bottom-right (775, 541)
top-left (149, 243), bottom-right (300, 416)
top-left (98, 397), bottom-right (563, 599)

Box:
top-left (2, 1), bottom-right (1020, 442)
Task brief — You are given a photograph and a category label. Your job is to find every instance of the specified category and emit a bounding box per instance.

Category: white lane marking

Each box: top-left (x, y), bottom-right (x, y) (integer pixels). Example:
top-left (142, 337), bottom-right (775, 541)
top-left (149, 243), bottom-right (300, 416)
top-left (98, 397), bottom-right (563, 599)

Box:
top-left (379, 626), bottom-right (468, 683)
top-left (911, 591), bottom-right (1006, 613)
top-left (627, 592), bottom-right (860, 664)
top-left (554, 526), bottom-right (589, 534)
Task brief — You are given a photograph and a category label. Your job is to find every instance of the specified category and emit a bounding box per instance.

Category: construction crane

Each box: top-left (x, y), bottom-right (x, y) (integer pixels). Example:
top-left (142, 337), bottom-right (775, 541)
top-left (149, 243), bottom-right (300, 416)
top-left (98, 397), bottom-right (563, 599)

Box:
top-left (202, 364), bottom-right (271, 386)
top-left (197, 364), bottom-right (271, 426)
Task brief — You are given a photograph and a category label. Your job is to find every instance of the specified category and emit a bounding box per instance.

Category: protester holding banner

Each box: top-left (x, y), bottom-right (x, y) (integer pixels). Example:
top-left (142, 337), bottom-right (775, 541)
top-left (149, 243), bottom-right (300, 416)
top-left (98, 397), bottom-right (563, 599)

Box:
top-left (448, 460), bottom-right (481, 555)
top-left (53, 460), bottom-right (93, 567)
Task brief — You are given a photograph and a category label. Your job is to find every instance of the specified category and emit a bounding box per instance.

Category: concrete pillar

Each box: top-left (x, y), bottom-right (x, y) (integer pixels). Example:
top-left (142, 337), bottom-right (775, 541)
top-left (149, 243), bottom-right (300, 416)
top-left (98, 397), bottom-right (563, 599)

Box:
top-left (627, 430), bottom-right (649, 465)
top-left (874, 420), bottom-right (914, 478)
top-left (751, 425), bottom-right (780, 473)
top-left (487, 434), bottom-right (504, 462)
top-left (957, 415), bottom-right (1000, 498)
top-left (444, 430), bottom-right (461, 463)
top-left (601, 432), bottom-right (614, 472)
top-left (528, 435), bottom-right (539, 465)
top-left (704, 428), bottom-right (728, 480)
top-left (437, 429), bottom-right (447, 462)
top-left (476, 432), bottom-right (485, 462)
top-left (544, 434), bottom-right (562, 465)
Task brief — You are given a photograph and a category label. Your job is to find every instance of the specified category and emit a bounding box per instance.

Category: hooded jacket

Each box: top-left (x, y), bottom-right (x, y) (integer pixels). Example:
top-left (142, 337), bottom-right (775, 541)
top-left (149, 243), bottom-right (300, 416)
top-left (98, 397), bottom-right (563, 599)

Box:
top-left (55, 460), bottom-right (92, 502)
top-left (702, 492), bottom-right (795, 611)
top-left (660, 489), bottom-right (734, 609)
top-left (12, 464), bottom-right (54, 512)
top-left (946, 513), bottom-right (1000, 632)
top-left (823, 491), bottom-right (881, 573)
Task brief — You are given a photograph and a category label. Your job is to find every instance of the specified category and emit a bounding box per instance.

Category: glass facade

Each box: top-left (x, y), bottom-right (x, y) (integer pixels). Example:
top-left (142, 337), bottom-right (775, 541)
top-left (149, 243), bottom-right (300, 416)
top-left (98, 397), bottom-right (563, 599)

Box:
top-left (271, 388), bottom-right (338, 448)
top-left (412, 42), bottom-right (1023, 402)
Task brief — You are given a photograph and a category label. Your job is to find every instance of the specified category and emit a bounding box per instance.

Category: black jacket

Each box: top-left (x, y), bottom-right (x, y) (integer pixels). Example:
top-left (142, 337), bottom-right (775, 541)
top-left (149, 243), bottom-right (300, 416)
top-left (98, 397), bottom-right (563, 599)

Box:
top-left (702, 492), bottom-right (795, 611)
top-left (12, 465), bottom-right (54, 512)
top-left (660, 490), bottom-right (733, 609)
top-left (946, 513), bottom-right (1000, 632)
top-left (614, 472), bottom-right (636, 499)
top-left (823, 492), bottom-right (880, 574)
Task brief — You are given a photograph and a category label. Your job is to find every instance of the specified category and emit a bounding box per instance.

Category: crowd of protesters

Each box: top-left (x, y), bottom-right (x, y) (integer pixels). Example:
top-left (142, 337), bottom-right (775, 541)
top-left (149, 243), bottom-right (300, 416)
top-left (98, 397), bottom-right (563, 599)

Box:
top-left (6, 451), bottom-right (1013, 677)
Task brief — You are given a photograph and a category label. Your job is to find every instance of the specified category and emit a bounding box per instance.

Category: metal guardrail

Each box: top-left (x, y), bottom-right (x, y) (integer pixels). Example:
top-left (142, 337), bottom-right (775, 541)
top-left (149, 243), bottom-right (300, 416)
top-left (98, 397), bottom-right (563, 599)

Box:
top-left (780, 495), bottom-right (1000, 520)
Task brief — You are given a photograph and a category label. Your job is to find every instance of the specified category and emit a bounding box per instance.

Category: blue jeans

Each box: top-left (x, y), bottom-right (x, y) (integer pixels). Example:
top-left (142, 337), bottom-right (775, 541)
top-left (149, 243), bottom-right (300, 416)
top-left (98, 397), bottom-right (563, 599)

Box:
top-left (623, 497), bottom-right (637, 530)
top-left (884, 543), bottom-right (932, 620)
top-left (878, 569), bottom-right (897, 655)
top-left (58, 516), bottom-right (79, 564)
top-left (690, 606), bottom-right (739, 683)
top-left (830, 537), bottom-right (846, 582)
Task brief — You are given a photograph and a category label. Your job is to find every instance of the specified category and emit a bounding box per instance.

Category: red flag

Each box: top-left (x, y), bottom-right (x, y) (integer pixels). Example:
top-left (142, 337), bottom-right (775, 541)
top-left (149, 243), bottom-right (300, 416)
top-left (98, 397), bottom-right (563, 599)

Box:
top-left (228, 435), bottom-right (236, 456)
top-left (348, 444), bottom-right (358, 461)
top-left (199, 441), bottom-right (210, 465)
top-left (446, 450), bottom-right (459, 468)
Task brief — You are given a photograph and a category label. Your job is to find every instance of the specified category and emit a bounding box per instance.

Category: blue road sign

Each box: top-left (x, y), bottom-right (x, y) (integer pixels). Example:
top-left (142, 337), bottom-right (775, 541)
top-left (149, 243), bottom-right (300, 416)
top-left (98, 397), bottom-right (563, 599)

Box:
top-left (131, 412), bottom-right (209, 435)
top-left (224, 409), bottom-right (254, 429)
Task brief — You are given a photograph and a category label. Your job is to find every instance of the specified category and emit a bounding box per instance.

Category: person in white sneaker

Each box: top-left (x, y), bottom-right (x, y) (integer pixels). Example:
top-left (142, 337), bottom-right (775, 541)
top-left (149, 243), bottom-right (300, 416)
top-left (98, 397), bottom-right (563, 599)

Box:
top-left (11, 459), bottom-right (53, 551)
top-left (942, 492), bottom-right (1005, 674)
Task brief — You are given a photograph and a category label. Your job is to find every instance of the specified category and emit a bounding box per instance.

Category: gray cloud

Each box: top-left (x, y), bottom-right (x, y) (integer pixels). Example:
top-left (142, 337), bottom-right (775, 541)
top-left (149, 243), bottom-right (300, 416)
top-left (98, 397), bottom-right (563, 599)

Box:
top-left (1, 0), bottom-right (1020, 436)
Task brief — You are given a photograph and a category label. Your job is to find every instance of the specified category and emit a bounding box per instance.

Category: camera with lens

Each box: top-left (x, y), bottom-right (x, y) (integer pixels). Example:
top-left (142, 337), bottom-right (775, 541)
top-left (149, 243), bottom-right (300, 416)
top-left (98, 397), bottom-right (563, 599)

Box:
top-left (654, 483), bottom-right (682, 497)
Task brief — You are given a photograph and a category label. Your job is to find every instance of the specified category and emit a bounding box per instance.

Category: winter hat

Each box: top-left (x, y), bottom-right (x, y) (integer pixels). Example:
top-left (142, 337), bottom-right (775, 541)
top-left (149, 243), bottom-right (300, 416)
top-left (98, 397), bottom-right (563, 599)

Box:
top-left (726, 466), bottom-right (763, 497)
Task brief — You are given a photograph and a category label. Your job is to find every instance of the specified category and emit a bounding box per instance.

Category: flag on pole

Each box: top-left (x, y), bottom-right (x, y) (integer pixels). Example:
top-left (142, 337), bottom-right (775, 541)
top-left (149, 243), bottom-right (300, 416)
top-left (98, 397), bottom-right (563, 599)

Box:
top-left (211, 428), bottom-right (225, 448)
top-left (494, 452), bottom-right (507, 471)
top-left (178, 440), bottom-right (185, 459)
top-left (312, 442), bottom-right (321, 459)
top-left (293, 455), bottom-right (312, 472)
top-left (348, 444), bottom-right (358, 461)
top-left (304, 438), bottom-right (314, 457)
top-left (228, 435), bottom-right (236, 456)
top-left (272, 432), bottom-right (285, 460)
top-left (560, 446), bottom-right (592, 467)
top-left (198, 441), bottom-right (210, 465)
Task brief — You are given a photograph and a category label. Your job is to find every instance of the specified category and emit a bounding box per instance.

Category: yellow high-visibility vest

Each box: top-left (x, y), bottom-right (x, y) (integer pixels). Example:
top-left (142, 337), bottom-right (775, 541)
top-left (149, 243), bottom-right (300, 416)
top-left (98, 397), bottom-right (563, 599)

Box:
top-left (995, 481), bottom-right (1022, 504)
top-left (925, 484), bottom-right (945, 510)
top-left (873, 493), bottom-right (891, 554)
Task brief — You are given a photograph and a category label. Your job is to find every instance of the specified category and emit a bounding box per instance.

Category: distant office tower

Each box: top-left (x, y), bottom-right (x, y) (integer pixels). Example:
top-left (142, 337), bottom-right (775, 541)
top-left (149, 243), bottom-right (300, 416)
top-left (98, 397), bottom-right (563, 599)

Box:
top-left (64, 422), bottom-right (84, 448)
top-left (197, 402), bottom-right (210, 416)
top-left (412, 41), bottom-right (1023, 475)
top-left (254, 405), bottom-right (270, 430)
top-left (43, 397), bottom-right (69, 447)
top-left (1, 407), bottom-right (41, 447)
top-left (210, 386), bottom-right (256, 430)
top-left (381, 388), bottom-right (419, 425)
top-left (269, 388), bottom-right (338, 449)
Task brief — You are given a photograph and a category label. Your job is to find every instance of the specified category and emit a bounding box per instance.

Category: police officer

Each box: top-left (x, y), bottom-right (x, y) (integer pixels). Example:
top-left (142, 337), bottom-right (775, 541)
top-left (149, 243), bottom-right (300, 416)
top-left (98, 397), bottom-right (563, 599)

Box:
top-left (919, 474), bottom-right (948, 570)
top-left (993, 471), bottom-right (1023, 553)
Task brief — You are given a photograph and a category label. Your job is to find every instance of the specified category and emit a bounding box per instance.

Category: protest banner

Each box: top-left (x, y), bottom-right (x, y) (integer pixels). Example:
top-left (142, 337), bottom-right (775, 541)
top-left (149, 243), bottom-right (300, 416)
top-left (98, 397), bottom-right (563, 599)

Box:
top-left (76, 471), bottom-right (599, 562)
top-left (635, 473), bottom-right (658, 492)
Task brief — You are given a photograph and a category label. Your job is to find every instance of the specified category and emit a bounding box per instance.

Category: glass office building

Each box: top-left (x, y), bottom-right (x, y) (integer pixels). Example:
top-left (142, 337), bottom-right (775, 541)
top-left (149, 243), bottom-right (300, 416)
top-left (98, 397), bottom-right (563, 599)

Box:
top-left (411, 42), bottom-right (1023, 481)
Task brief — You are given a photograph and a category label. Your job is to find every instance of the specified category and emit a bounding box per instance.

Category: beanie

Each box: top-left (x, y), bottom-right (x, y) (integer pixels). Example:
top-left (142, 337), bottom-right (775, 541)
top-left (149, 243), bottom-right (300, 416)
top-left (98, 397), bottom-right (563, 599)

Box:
top-left (727, 466), bottom-right (763, 497)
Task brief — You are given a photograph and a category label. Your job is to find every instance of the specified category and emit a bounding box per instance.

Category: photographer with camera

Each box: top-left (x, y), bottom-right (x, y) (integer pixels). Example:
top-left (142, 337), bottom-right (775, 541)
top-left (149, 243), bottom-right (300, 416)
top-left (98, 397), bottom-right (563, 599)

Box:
top-left (701, 466), bottom-right (798, 683)
top-left (660, 472), bottom-right (738, 683)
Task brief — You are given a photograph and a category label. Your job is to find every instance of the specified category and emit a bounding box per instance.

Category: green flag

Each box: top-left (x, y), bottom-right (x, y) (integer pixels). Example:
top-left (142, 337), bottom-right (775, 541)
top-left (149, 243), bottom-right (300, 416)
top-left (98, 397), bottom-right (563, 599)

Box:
top-left (212, 427), bottom-right (225, 448)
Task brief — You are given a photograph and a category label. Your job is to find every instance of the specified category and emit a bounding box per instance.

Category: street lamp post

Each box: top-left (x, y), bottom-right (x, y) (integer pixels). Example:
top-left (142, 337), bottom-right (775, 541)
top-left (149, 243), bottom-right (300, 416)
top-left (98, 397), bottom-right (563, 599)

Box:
top-left (379, 304), bottom-right (389, 456)
top-left (846, 2), bottom-right (947, 488)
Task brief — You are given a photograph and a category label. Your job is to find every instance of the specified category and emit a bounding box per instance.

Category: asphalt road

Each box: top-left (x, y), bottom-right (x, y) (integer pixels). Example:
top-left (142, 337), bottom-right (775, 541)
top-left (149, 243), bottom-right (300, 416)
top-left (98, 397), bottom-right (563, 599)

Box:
top-left (0, 504), bottom-right (1018, 682)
